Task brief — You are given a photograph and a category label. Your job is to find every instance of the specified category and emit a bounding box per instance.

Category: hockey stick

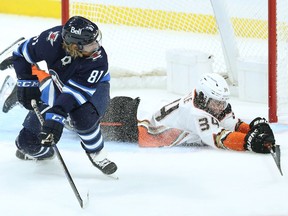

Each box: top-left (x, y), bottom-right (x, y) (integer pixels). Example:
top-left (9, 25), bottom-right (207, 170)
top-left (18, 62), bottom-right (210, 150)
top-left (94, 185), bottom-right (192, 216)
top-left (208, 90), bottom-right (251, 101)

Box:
top-left (31, 99), bottom-right (89, 208)
top-left (269, 145), bottom-right (283, 176)
top-left (0, 37), bottom-right (25, 56)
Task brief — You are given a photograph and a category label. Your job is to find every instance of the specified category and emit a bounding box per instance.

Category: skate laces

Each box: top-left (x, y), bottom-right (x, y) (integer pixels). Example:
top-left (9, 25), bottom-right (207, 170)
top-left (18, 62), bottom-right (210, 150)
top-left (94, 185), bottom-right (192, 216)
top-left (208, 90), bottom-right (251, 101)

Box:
top-left (95, 158), bottom-right (111, 168)
top-left (89, 152), bottom-right (111, 167)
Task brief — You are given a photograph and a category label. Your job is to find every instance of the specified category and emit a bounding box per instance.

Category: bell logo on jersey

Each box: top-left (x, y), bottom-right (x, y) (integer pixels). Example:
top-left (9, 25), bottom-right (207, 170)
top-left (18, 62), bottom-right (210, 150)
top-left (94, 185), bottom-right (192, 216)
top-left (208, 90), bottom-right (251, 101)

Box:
top-left (71, 27), bottom-right (82, 35)
top-left (47, 31), bottom-right (60, 46)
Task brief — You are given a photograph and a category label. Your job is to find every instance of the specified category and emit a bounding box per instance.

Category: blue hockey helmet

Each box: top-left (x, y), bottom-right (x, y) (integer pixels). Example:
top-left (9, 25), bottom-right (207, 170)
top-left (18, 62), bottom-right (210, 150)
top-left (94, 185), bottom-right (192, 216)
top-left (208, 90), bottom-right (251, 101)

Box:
top-left (62, 16), bottom-right (101, 50)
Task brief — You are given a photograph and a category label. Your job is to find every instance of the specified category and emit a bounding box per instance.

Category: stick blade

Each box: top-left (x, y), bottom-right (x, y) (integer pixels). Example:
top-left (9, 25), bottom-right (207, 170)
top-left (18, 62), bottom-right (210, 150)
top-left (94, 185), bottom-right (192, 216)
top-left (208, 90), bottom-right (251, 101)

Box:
top-left (270, 145), bottom-right (283, 176)
top-left (81, 191), bottom-right (90, 209)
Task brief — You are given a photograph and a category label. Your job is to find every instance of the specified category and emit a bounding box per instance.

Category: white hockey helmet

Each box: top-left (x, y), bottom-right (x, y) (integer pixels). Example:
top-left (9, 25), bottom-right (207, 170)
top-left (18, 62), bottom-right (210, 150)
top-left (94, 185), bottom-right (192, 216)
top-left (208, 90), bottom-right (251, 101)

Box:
top-left (196, 73), bottom-right (230, 105)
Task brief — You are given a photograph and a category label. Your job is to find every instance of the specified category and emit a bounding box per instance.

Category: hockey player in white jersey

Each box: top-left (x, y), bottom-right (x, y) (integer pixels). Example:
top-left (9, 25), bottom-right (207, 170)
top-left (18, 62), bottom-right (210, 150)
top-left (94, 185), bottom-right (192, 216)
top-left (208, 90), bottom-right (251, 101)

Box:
top-left (136, 73), bottom-right (275, 153)
top-left (100, 73), bottom-right (276, 154)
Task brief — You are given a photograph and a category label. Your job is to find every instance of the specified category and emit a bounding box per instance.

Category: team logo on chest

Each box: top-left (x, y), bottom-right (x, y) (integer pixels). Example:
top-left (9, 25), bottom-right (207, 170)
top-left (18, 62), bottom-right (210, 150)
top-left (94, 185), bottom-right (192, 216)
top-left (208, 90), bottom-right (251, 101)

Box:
top-left (61, 56), bottom-right (72, 66)
top-left (47, 31), bottom-right (60, 46)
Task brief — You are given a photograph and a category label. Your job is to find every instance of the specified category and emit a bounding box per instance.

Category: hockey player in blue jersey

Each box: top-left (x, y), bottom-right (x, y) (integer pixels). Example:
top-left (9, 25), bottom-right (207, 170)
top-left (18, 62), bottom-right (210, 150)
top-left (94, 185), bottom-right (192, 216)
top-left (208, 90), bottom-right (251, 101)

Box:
top-left (12, 16), bottom-right (117, 175)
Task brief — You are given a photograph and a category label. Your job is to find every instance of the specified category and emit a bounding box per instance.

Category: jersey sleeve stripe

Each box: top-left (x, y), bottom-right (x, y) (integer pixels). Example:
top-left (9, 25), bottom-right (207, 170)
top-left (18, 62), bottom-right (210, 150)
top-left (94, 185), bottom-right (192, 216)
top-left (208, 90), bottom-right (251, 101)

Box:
top-left (21, 39), bottom-right (35, 64)
top-left (68, 79), bottom-right (96, 96)
top-left (62, 85), bottom-right (87, 105)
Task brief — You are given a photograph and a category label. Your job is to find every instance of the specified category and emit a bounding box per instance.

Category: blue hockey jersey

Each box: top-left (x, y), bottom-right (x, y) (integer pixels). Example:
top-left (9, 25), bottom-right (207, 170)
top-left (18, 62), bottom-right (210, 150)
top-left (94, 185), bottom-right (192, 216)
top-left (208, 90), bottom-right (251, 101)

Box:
top-left (13, 25), bottom-right (110, 113)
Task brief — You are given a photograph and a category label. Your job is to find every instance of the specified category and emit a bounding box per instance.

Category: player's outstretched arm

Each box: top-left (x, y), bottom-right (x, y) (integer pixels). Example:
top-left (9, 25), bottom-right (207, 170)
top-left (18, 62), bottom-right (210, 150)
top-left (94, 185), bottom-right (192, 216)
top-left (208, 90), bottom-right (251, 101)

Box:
top-left (214, 117), bottom-right (275, 154)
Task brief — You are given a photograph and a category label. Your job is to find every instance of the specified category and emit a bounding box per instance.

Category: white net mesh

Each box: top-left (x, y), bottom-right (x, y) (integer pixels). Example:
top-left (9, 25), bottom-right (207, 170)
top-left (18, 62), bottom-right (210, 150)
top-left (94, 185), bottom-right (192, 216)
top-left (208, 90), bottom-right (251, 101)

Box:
top-left (68, 0), bottom-right (288, 120)
top-left (69, 0), bottom-right (224, 75)
top-left (276, 0), bottom-right (288, 119)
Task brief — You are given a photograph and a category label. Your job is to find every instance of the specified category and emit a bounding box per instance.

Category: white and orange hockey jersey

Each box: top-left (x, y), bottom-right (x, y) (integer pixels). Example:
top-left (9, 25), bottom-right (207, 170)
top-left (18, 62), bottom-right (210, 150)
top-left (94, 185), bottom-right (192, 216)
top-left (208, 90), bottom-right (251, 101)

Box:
top-left (138, 91), bottom-right (250, 151)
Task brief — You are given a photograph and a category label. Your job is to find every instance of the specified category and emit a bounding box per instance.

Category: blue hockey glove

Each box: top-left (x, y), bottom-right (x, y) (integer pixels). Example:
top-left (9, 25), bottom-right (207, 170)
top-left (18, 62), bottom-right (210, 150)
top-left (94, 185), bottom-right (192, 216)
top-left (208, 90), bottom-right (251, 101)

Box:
top-left (38, 107), bottom-right (67, 146)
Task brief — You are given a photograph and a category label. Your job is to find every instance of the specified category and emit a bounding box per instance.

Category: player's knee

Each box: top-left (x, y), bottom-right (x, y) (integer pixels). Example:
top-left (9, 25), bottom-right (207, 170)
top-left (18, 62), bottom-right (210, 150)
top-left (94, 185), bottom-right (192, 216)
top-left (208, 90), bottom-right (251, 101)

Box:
top-left (69, 102), bottom-right (101, 131)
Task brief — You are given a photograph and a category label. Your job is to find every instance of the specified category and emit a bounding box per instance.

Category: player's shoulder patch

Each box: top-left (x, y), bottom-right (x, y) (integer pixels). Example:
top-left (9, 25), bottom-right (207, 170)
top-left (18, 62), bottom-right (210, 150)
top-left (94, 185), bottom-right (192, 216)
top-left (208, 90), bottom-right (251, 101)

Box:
top-left (87, 50), bottom-right (102, 61)
top-left (46, 31), bottom-right (61, 46)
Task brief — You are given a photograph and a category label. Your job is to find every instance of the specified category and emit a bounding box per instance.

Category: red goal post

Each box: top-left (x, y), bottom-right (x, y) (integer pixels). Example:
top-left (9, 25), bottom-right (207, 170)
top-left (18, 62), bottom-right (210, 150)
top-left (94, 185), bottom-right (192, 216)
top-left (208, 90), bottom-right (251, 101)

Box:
top-left (61, 0), bottom-right (69, 25)
top-left (61, 0), bottom-right (288, 123)
top-left (268, 0), bottom-right (277, 122)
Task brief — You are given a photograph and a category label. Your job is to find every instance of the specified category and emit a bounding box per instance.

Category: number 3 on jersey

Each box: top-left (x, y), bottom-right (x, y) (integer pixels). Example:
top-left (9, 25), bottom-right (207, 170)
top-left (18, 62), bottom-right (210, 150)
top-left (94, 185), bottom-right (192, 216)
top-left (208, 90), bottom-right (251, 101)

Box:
top-left (87, 70), bottom-right (104, 83)
top-left (198, 117), bottom-right (219, 131)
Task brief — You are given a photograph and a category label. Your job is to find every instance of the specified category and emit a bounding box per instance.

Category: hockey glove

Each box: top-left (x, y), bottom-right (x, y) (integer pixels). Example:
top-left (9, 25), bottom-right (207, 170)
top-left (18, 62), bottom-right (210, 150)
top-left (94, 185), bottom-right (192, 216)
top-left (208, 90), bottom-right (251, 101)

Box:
top-left (249, 117), bottom-right (269, 129)
top-left (17, 74), bottom-right (41, 110)
top-left (244, 117), bottom-right (275, 154)
top-left (38, 107), bottom-right (67, 146)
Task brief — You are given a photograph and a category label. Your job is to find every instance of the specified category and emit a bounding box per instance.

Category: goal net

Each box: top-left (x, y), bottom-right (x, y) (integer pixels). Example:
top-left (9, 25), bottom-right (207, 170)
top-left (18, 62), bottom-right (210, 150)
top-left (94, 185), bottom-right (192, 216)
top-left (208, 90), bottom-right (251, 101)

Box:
top-left (62, 0), bottom-right (288, 123)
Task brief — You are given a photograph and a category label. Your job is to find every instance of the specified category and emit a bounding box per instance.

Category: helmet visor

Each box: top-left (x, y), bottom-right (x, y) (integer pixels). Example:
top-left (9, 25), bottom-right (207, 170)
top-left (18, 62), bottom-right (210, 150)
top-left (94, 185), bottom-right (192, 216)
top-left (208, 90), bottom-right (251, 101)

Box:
top-left (80, 30), bottom-right (102, 53)
top-left (82, 41), bottom-right (100, 53)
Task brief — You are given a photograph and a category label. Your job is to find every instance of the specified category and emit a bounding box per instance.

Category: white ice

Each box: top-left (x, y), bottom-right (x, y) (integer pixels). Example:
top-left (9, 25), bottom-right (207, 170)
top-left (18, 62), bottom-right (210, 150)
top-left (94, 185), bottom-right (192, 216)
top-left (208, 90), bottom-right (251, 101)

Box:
top-left (0, 14), bottom-right (288, 216)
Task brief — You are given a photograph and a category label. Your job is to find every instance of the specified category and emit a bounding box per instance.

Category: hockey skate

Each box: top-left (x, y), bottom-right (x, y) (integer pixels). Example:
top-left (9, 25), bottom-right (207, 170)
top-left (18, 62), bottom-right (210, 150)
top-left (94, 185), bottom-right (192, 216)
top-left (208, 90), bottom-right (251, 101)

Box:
top-left (0, 56), bottom-right (14, 70)
top-left (2, 84), bottom-right (18, 113)
top-left (86, 149), bottom-right (117, 175)
top-left (15, 135), bottom-right (55, 161)
top-left (0, 74), bottom-right (18, 113)
top-left (16, 149), bottom-right (55, 161)
top-left (15, 136), bottom-right (55, 161)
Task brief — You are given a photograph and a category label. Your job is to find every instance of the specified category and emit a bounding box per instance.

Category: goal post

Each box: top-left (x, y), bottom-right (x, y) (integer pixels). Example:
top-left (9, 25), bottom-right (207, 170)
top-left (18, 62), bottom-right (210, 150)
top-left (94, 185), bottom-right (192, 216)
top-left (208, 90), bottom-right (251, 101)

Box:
top-left (61, 0), bottom-right (69, 25)
top-left (268, 0), bottom-right (277, 122)
top-left (61, 0), bottom-right (288, 123)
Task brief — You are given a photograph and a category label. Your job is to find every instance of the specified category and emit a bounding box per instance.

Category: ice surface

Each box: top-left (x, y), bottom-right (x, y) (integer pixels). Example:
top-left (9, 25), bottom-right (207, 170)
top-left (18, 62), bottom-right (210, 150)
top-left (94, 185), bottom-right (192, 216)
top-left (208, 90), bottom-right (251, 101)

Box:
top-left (0, 14), bottom-right (288, 216)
